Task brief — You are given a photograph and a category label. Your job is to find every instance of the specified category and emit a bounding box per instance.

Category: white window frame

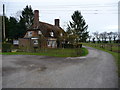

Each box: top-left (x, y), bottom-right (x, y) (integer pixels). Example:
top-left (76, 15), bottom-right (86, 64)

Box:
top-left (28, 31), bottom-right (32, 37)
top-left (50, 32), bottom-right (54, 37)
top-left (38, 31), bottom-right (42, 35)
top-left (60, 33), bottom-right (63, 36)
top-left (33, 40), bottom-right (38, 45)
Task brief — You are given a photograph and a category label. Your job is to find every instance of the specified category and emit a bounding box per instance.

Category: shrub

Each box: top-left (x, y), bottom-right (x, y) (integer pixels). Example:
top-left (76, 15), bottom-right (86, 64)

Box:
top-left (63, 43), bottom-right (82, 48)
top-left (2, 43), bottom-right (12, 52)
top-left (76, 44), bottom-right (82, 48)
top-left (63, 44), bottom-right (74, 48)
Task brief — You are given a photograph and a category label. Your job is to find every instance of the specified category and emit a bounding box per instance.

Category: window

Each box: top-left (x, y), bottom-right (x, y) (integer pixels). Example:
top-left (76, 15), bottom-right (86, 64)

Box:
top-left (38, 31), bottom-right (42, 35)
top-left (13, 40), bottom-right (19, 45)
top-left (50, 32), bottom-right (54, 37)
top-left (33, 40), bottom-right (38, 45)
top-left (60, 33), bottom-right (63, 36)
top-left (28, 31), bottom-right (32, 37)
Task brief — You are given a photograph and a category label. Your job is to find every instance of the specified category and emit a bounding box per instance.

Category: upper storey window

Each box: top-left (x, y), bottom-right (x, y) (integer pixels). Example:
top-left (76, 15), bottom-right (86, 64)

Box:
top-left (38, 31), bottom-right (42, 35)
top-left (50, 32), bottom-right (54, 37)
top-left (60, 33), bottom-right (63, 36)
top-left (28, 31), bottom-right (32, 37)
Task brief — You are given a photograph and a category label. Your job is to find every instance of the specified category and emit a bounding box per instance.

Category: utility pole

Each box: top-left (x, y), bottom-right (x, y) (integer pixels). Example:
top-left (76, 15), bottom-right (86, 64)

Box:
top-left (3, 4), bottom-right (6, 41)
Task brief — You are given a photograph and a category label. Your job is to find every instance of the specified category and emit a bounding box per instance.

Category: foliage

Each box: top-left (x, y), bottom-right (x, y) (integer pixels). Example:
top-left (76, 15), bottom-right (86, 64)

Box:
top-left (21, 5), bottom-right (34, 29)
top-left (2, 5), bottom-right (34, 42)
top-left (63, 43), bottom-right (82, 48)
top-left (89, 31), bottom-right (119, 43)
top-left (2, 43), bottom-right (12, 52)
top-left (38, 34), bottom-right (47, 48)
top-left (66, 10), bottom-right (89, 43)
top-left (8, 17), bottom-right (19, 39)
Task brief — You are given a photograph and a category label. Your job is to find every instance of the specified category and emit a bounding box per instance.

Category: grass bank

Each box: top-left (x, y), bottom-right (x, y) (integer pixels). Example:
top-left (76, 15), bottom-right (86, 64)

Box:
top-left (1, 47), bottom-right (88, 57)
top-left (82, 43), bottom-right (120, 77)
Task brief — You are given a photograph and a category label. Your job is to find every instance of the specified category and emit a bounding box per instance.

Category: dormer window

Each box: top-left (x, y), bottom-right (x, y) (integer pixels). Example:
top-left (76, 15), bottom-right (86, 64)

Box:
top-left (38, 31), bottom-right (42, 35)
top-left (60, 33), bottom-right (63, 36)
top-left (28, 31), bottom-right (32, 37)
top-left (50, 32), bottom-right (54, 37)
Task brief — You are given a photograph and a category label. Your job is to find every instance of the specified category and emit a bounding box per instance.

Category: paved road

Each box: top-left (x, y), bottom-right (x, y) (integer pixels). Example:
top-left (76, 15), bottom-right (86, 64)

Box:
top-left (2, 46), bottom-right (118, 88)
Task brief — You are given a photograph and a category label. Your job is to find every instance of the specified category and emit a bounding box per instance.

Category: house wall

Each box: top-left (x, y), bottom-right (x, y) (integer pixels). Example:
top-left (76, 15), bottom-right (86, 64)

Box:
top-left (24, 31), bottom-right (39, 38)
top-left (47, 38), bottom-right (57, 48)
top-left (33, 31), bottom-right (39, 37)
top-left (19, 37), bottom-right (49, 51)
top-left (19, 38), bottom-right (32, 51)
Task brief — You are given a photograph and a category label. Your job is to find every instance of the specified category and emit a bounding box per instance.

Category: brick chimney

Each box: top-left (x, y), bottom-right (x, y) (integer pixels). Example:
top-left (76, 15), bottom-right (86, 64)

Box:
top-left (33, 10), bottom-right (39, 28)
top-left (55, 19), bottom-right (60, 27)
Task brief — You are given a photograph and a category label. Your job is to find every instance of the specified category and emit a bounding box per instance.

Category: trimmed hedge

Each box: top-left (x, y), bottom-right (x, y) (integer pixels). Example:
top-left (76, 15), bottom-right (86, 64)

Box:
top-left (63, 44), bottom-right (82, 48)
top-left (2, 43), bottom-right (12, 52)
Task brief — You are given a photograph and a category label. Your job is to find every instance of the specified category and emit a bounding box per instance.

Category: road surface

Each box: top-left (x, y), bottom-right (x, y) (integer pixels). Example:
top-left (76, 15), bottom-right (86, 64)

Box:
top-left (2, 46), bottom-right (118, 88)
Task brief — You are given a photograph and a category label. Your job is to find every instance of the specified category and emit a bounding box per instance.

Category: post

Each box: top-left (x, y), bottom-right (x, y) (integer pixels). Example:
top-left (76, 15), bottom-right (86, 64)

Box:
top-left (3, 4), bottom-right (6, 41)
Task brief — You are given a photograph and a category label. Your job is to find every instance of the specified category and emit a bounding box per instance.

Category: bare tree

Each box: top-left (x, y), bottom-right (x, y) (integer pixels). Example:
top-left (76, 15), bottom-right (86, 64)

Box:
top-left (88, 35), bottom-right (92, 42)
top-left (92, 37), bottom-right (95, 43)
top-left (107, 32), bottom-right (113, 43)
top-left (93, 31), bottom-right (100, 43)
top-left (102, 32), bottom-right (108, 43)
top-left (118, 32), bottom-right (120, 40)
top-left (99, 33), bottom-right (104, 43)
top-left (113, 32), bottom-right (118, 43)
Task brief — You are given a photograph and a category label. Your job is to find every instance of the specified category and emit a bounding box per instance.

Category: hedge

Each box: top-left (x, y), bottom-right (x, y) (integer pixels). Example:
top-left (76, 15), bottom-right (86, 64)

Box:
top-left (2, 43), bottom-right (12, 52)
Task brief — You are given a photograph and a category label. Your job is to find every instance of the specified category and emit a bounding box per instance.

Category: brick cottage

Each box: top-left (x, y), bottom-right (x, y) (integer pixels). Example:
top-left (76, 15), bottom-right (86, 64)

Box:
top-left (19, 10), bottom-right (66, 50)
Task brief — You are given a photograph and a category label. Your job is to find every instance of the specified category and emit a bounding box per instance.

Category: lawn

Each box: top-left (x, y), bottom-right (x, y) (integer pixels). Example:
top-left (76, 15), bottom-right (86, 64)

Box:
top-left (82, 43), bottom-right (120, 77)
top-left (1, 47), bottom-right (88, 57)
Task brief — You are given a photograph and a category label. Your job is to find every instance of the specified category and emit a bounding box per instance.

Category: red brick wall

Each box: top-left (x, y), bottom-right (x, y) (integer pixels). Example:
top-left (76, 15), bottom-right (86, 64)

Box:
top-left (19, 38), bottom-right (30, 47)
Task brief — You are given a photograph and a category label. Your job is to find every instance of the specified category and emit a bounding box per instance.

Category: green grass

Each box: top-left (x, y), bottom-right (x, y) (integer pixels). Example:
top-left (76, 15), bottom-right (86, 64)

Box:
top-left (0, 47), bottom-right (88, 57)
top-left (82, 43), bottom-right (120, 77)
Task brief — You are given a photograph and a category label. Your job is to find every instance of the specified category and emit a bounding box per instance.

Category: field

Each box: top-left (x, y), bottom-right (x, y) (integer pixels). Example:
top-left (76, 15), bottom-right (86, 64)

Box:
top-left (1, 47), bottom-right (88, 57)
top-left (82, 43), bottom-right (120, 77)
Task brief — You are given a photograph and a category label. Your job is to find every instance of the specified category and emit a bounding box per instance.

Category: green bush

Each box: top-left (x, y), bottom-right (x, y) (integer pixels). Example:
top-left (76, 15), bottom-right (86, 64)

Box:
top-left (2, 43), bottom-right (12, 52)
top-left (63, 44), bottom-right (82, 48)
top-left (75, 44), bottom-right (82, 48)
top-left (63, 44), bottom-right (74, 48)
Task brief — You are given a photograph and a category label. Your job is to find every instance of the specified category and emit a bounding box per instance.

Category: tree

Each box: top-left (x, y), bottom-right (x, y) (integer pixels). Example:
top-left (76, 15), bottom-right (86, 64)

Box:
top-left (66, 10), bottom-right (89, 43)
top-left (102, 32), bottom-right (108, 43)
top-left (88, 35), bottom-right (92, 42)
top-left (112, 32), bottom-right (118, 43)
top-left (17, 16), bottom-right (26, 38)
top-left (92, 37), bottom-right (95, 43)
top-left (21, 5), bottom-right (34, 29)
top-left (118, 32), bottom-right (120, 40)
top-left (8, 17), bottom-right (19, 40)
top-left (107, 32), bottom-right (113, 43)
top-left (99, 33), bottom-right (104, 43)
top-left (93, 31), bottom-right (100, 43)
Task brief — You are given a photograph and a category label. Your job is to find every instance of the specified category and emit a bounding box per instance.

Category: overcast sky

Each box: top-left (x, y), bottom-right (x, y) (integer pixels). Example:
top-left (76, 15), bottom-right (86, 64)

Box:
top-left (0, 0), bottom-right (119, 35)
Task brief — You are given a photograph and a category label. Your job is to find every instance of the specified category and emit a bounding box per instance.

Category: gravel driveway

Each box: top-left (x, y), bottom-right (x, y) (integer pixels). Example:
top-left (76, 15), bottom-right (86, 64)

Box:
top-left (2, 46), bottom-right (118, 88)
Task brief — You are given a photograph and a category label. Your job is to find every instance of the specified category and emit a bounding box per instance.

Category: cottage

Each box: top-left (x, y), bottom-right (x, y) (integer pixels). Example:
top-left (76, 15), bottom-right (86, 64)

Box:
top-left (19, 10), bottom-right (66, 50)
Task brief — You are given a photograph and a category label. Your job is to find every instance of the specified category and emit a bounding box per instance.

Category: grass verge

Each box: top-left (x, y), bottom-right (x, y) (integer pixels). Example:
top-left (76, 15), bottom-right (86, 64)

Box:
top-left (0, 47), bottom-right (88, 57)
